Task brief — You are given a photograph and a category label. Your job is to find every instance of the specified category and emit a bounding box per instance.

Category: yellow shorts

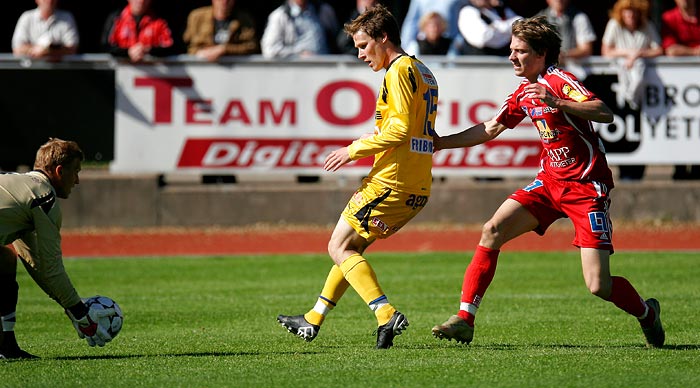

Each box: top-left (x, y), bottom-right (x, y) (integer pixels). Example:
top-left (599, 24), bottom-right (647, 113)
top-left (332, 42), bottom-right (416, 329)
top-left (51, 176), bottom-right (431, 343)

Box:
top-left (341, 179), bottom-right (429, 241)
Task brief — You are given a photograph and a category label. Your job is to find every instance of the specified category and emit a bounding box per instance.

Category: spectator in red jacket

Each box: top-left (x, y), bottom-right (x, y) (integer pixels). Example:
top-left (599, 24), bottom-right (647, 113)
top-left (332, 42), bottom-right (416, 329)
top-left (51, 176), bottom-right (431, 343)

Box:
top-left (661, 0), bottom-right (700, 180)
top-left (101, 0), bottom-right (176, 62)
top-left (661, 0), bottom-right (700, 56)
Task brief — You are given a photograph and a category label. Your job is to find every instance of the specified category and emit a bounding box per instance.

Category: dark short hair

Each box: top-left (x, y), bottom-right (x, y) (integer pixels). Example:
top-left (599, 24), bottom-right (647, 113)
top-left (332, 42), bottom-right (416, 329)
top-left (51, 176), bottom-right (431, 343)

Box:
top-left (511, 15), bottom-right (562, 67)
top-left (34, 138), bottom-right (84, 170)
top-left (344, 3), bottom-right (401, 46)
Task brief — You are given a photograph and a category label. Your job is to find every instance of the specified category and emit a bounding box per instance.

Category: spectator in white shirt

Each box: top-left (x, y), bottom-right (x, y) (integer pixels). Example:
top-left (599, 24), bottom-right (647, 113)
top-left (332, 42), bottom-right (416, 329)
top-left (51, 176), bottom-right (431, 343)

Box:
top-left (12, 0), bottom-right (79, 60)
top-left (261, 0), bottom-right (339, 58)
top-left (458, 0), bottom-right (522, 56)
top-left (601, 0), bottom-right (662, 110)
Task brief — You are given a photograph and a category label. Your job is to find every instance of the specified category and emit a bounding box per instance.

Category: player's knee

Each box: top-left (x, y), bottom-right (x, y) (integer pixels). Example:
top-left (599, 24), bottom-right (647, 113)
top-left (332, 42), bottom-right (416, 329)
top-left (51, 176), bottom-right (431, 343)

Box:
top-left (327, 242), bottom-right (336, 260)
top-left (587, 280), bottom-right (612, 299)
top-left (327, 241), bottom-right (345, 265)
top-left (479, 221), bottom-right (501, 247)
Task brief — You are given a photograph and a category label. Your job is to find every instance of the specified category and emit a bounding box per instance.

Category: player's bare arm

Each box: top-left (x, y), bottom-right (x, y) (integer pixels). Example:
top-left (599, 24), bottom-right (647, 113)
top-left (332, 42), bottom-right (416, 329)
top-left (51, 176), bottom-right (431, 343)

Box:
top-left (323, 147), bottom-right (352, 172)
top-left (665, 43), bottom-right (700, 56)
top-left (524, 83), bottom-right (614, 123)
top-left (434, 119), bottom-right (508, 150)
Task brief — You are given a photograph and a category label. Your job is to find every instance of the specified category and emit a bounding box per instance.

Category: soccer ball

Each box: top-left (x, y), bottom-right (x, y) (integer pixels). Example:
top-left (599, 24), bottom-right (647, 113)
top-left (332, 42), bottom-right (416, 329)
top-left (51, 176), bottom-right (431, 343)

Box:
top-left (84, 295), bottom-right (123, 339)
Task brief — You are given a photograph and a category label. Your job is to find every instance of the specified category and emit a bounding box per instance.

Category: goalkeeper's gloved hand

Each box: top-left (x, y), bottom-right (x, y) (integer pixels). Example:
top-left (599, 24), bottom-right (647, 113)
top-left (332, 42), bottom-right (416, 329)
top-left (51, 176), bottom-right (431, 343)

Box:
top-left (65, 301), bottom-right (114, 347)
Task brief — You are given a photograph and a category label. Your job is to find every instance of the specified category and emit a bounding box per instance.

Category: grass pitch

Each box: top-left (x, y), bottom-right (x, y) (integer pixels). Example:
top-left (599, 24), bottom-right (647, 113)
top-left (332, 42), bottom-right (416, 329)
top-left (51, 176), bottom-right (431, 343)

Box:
top-left (3, 251), bottom-right (699, 388)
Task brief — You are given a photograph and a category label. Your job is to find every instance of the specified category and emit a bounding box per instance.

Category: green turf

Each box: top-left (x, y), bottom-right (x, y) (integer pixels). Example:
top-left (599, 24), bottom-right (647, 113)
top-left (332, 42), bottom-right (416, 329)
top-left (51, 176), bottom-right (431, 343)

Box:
top-left (3, 251), bottom-right (699, 388)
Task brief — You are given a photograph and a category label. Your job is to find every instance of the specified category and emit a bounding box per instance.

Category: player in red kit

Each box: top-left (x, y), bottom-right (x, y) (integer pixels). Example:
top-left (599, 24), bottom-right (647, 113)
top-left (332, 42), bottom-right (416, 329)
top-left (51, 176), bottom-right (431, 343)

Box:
top-left (431, 15), bottom-right (664, 348)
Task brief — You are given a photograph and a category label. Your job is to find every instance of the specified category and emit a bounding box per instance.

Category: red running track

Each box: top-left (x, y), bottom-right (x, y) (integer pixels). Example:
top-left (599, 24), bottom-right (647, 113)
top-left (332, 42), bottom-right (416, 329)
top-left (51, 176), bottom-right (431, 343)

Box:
top-left (61, 225), bottom-right (700, 257)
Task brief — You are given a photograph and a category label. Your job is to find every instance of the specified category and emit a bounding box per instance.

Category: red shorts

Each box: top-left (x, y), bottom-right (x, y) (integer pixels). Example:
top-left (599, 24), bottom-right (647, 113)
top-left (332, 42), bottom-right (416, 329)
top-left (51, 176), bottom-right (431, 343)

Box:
top-left (509, 173), bottom-right (614, 252)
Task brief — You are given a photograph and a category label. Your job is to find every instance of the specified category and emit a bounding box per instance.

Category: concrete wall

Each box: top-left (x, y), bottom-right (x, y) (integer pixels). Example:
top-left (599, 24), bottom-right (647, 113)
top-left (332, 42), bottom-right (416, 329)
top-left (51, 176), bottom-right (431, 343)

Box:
top-left (59, 172), bottom-right (697, 229)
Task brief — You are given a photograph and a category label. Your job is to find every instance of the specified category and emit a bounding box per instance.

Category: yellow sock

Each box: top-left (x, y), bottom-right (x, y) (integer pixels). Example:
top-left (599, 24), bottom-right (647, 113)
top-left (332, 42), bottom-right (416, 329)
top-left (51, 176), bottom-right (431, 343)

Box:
top-left (375, 304), bottom-right (396, 326)
top-left (304, 265), bottom-right (349, 326)
top-left (339, 254), bottom-right (395, 325)
top-left (304, 310), bottom-right (324, 326)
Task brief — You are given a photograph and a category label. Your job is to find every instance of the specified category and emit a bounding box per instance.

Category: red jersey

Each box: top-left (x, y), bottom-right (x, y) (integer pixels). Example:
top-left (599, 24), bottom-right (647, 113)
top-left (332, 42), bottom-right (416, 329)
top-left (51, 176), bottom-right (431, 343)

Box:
top-left (107, 5), bottom-right (174, 49)
top-left (495, 66), bottom-right (613, 187)
top-left (661, 7), bottom-right (700, 49)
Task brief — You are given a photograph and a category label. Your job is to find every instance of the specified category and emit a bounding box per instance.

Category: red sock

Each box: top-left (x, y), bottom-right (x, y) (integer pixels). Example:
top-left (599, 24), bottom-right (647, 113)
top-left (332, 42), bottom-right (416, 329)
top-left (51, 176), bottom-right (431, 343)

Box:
top-left (607, 276), bottom-right (649, 322)
top-left (457, 245), bottom-right (500, 326)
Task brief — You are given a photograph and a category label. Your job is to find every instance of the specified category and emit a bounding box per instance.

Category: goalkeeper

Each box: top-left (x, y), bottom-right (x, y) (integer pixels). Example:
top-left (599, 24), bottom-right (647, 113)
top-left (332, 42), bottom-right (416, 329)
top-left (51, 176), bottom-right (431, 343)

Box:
top-left (0, 138), bottom-right (113, 359)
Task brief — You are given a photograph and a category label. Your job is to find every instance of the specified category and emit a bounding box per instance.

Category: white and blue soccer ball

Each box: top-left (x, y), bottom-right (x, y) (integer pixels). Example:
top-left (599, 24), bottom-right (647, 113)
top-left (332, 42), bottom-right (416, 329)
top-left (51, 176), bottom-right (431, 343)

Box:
top-left (84, 295), bottom-right (123, 339)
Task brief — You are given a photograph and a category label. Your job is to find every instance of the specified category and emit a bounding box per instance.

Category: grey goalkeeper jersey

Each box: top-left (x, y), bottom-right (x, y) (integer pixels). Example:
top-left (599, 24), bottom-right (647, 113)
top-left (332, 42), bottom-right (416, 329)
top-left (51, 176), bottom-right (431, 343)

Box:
top-left (0, 170), bottom-right (80, 308)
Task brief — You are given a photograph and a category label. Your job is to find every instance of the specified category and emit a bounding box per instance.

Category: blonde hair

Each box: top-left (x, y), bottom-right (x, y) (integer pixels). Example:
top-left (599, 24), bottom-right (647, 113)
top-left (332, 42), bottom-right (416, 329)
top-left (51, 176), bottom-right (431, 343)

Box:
top-left (609, 0), bottom-right (650, 28)
top-left (34, 138), bottom-right (84, 171)
top-left (418, 11), bottom-right (447, 33)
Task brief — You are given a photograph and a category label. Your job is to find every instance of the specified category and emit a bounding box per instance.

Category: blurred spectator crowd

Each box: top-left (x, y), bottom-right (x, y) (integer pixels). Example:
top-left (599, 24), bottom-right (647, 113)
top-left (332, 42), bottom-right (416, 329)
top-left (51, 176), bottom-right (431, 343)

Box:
top-left (3, 0), bottom-right (692, 60)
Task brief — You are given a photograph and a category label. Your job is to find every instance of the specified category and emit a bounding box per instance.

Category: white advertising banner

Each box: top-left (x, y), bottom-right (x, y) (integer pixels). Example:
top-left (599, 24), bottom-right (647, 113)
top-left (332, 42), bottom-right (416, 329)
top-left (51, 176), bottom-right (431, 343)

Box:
top-left (112, 58), bottom-right (700, 176)
top-left (599, 63), bottom-right (700, 164)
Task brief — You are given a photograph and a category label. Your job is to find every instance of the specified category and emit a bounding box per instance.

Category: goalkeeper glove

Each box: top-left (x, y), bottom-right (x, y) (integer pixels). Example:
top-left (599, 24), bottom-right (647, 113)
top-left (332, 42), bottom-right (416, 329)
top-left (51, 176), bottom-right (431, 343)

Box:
top-left (65, 301), bottom-right (114, 347)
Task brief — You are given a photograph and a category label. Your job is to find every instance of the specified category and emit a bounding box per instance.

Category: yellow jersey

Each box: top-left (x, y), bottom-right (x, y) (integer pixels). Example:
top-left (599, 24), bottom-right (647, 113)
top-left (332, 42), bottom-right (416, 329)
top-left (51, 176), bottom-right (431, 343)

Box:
top-left (347, 55), bottom-right (438, 195)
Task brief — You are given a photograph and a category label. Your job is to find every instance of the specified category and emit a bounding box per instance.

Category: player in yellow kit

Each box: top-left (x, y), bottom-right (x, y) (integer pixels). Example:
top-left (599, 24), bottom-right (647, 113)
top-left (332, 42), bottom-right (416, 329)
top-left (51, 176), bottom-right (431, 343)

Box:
top-left (277, 4), bottom-right (438, 349)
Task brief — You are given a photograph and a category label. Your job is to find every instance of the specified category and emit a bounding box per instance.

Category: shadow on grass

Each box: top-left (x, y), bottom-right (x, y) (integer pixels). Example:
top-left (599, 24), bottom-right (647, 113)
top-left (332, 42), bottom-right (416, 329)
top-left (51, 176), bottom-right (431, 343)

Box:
top-left (47, 350), bottom-right (323, 361)
top-left (7, 344), bottom-right (698, 362)
top-left (399, 342), bottom-right (700, 350)
top-left (661, 344), bottom-right (700, 350)
top-left (525, 343), bottom-right (700, 350)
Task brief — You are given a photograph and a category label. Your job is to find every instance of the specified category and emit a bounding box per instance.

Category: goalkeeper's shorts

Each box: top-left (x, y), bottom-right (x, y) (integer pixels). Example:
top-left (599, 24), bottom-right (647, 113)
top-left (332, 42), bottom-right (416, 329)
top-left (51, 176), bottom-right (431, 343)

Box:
top-left (341, 179), bottom-right (428, 241)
